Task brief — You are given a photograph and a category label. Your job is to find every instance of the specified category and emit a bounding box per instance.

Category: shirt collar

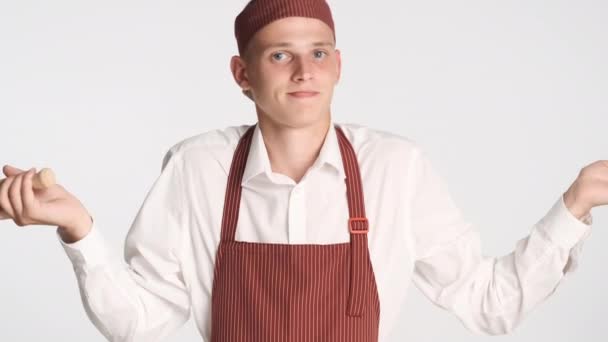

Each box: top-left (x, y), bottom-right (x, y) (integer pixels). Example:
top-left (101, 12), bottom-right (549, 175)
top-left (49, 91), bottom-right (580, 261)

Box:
top-left (241, 119), bottom-right (346, 186)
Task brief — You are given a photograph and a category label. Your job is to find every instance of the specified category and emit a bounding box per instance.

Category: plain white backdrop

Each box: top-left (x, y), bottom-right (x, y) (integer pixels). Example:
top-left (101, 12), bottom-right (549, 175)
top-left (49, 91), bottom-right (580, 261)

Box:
top-left (0, 0), bottom-right (606, 341)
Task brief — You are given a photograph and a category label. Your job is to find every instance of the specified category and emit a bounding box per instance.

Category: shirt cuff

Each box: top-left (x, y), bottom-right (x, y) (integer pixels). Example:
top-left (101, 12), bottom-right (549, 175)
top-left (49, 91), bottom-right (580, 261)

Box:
top-left (56, 217), bottom-right (110, 268)
top-left (535, 194), bottom-right (593, 250)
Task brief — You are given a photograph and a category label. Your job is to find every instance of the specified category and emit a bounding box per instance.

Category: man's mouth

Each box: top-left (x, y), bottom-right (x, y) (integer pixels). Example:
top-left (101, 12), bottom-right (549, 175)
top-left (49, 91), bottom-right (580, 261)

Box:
top-left (288, 91), bottom-right (319, 98)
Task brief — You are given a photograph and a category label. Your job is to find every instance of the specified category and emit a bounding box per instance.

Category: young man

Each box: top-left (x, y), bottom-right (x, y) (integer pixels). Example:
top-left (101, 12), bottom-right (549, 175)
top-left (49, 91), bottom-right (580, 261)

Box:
top-left (1, 0), bottom-right (605, 341)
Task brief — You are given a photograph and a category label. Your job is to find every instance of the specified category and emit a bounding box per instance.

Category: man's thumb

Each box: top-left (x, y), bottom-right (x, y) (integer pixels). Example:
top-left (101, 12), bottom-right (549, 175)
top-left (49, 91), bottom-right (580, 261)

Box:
top-left (2, 164), bottom-right (26, 177)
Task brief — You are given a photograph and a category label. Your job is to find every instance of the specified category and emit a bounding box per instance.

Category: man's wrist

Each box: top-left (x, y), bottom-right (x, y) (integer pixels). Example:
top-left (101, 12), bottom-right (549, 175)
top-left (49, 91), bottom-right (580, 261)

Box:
top-left (58, 215), bottom-right (93, 244)
top-left (563, 191), bottom-right (591, 221)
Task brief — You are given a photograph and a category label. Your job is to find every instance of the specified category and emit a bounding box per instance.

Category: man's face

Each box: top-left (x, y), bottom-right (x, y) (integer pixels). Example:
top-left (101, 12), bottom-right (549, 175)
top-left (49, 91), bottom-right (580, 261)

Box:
top-left (231, 16), bottom-right (341, 128)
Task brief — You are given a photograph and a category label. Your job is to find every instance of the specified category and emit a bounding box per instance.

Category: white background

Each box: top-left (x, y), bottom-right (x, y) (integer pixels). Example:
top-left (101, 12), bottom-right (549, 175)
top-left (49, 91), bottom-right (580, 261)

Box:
top-left (0, 0), bottom-right (606, 341)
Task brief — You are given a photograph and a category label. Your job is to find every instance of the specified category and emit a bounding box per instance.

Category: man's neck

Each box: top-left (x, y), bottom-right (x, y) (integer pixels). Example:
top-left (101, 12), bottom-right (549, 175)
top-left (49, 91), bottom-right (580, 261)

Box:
top-left (257, 115), bottom-right (331, 184)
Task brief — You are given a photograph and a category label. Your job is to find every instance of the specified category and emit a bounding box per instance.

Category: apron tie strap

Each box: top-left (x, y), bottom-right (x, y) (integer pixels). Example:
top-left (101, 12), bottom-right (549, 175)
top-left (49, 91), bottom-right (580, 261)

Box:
top-left (336, 126), bottom-right (372, 317)
top-left (347, 216), bottom-right (370, 317)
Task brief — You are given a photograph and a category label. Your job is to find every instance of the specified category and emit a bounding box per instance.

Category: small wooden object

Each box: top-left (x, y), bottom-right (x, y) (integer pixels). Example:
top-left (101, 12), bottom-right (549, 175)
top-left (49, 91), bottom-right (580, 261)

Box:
top-left (32, 168), bottom-right (56, 190)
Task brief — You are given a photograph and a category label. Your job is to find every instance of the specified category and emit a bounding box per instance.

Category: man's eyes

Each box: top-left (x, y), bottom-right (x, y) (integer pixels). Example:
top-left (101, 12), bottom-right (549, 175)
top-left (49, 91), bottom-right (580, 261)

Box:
top-left (271, 52), bottom-right (286, 60)
top-left (271, 50), bottom-right (328, 61)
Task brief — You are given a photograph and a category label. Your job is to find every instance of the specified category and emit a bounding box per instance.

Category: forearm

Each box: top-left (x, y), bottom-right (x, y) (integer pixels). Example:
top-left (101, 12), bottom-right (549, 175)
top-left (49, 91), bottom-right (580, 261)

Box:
top-left (57, 220), bottom-right (191, 341)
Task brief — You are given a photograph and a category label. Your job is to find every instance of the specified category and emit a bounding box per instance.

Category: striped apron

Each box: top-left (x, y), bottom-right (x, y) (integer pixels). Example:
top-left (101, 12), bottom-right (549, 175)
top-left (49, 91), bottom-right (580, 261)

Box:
top-left (211, 123), bottom-right (380, 341)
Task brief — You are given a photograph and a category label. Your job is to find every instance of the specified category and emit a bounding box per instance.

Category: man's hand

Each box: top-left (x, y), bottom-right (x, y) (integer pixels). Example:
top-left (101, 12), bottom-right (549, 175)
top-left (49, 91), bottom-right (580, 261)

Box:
top-left (0, 164), bottom-right (93, 242)
top-left (563, 160), bottom-right (608, 220)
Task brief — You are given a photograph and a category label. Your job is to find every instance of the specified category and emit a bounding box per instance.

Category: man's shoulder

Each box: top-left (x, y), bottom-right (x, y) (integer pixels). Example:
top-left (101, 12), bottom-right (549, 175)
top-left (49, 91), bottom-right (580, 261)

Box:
top-left (161, 124), bottom-right (252, 172)
top-left (169, 124), bottom-right (249, 154)
top-left (337, 122), bottom-right (420, 158)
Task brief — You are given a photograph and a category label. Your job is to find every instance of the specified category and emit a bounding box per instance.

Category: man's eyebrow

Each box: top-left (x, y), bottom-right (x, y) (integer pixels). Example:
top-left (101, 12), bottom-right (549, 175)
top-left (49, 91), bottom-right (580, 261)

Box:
top-left (262, 41), bottom-right (334, 51)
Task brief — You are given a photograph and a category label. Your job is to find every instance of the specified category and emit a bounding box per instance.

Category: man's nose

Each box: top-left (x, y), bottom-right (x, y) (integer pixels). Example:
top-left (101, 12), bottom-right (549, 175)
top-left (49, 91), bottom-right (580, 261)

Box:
top-left (292, 56), bottom-right (314, 81)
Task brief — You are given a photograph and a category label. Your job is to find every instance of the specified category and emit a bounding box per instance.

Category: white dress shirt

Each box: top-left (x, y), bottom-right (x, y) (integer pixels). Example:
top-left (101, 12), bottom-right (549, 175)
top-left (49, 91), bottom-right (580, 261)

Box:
top-left (57, 120), bottom-right (593, 342)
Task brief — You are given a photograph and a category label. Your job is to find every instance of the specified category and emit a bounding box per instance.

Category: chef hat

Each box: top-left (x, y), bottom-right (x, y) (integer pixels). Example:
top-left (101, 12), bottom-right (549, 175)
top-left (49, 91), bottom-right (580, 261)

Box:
top-left (234, 0), bottom-right (336, 56)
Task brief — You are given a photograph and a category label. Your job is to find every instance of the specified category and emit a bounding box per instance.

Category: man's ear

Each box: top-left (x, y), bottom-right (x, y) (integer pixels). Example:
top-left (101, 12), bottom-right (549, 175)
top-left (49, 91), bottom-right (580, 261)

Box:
top-left (230, 55), bottom-right (251, 92)
top-left (334, 49), bottom-right (341, 84)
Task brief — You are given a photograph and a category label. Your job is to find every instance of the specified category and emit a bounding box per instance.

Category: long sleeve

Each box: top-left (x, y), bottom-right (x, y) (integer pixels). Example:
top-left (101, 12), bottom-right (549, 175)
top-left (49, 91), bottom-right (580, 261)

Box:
top-left (56, 149), bottom-right (191, 342)
top-left (407, 147), bottom-right (593, 336)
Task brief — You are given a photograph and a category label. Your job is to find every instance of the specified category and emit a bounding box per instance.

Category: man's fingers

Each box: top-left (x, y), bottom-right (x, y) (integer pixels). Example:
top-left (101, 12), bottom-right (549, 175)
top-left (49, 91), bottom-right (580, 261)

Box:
top-left (0, 175), bottom-right (15, 218)
top-left (10, 173), bottom-right (24, 221)
top-left (21, 168), bottom-right (36, 219)
top-left (0, 207), bottom-right (9, 220)
top-left (2, 164), bottom-right (26, 177)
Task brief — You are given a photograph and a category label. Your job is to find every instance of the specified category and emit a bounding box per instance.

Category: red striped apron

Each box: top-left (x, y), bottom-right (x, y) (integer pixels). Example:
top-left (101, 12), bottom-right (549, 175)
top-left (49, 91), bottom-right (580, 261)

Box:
top-left (211, 123), bottom-right (380, 341)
